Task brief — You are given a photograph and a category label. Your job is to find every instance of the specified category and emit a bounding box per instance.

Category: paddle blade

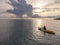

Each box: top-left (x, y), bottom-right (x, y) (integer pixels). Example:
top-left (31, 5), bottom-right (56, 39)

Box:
top-left (38, 27), bottom-right (41, 31)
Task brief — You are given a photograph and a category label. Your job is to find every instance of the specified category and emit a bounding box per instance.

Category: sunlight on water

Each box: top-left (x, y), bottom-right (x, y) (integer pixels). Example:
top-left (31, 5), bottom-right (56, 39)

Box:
top-left (32, 19), bottom-right (42, 28)
top-left (37, 19), bottom-right (42, 27)
top-left (32, 19), bottom-right (44, 42)
top-left (31, 19), bottom-right (60, 45)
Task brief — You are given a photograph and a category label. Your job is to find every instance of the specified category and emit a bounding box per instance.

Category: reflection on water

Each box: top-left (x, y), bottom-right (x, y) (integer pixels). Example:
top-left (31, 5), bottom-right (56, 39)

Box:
top-left (0, 19), bottom-right (60, 45)
top-left (0, 19), bottom-right (14, 42)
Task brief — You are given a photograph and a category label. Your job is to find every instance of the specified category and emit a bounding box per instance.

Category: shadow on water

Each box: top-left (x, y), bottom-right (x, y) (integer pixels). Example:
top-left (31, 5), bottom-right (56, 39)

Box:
top-left (0, 19), bottom-right (34, 45)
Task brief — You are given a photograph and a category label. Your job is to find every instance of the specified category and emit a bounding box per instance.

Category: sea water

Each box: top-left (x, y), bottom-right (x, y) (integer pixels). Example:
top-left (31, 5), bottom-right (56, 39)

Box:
top-left (0, 18), bottom-right (60, 45)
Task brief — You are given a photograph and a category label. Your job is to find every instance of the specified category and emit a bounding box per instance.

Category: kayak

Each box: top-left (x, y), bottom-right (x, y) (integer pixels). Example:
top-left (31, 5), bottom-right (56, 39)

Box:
top-left (44, 30), bottom-right (55, 34)
top-left (38, 27), bottom-right (55, 35)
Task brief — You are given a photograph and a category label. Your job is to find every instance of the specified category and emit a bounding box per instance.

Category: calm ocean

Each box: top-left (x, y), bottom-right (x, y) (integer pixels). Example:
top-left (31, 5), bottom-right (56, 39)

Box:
top-left (0, 18), bottom-right (60, 45)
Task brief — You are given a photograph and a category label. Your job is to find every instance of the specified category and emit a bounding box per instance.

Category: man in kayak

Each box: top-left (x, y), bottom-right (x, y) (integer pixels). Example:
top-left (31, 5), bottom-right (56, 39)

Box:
top-left (42, 26), bottom-right (47, 35)
top-left (44, 26), bottom-right (46, 30)
top-left (41, 26), bottom-right (46, 32)
top-left (38, 26), bottom-right (55, 35)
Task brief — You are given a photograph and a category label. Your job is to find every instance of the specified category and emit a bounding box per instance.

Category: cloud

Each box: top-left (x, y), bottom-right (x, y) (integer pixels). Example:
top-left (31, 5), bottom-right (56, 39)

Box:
top-left (44, 0), bottom-right (60, 7)
top-left (6, 0), bottom-right (41, 18)
top-left (39, 0), bottom-right (60, 13)
top-left (32, 14), bottom-right (41, 18)
top-left (55, 0), bottom-right (60, 4)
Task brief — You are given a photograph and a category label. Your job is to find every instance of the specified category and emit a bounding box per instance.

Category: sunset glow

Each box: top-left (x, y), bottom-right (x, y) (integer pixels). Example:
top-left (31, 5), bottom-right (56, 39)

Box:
top-left (33, 2), bottom-right (44, 15)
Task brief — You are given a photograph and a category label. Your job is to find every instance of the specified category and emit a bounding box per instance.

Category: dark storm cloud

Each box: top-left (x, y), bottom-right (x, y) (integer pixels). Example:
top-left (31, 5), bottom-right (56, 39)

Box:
top-left (6, 0), bottom-right (40, 18)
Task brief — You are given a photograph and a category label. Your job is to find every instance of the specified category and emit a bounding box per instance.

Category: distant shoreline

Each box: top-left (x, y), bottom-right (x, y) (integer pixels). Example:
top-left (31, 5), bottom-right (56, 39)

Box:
top-left (54, 18), bottom-right (60, 20)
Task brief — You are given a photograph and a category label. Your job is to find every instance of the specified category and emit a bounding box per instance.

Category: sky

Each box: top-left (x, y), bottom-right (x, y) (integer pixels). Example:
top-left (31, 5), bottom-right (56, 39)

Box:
top-left (0, 0), bottom-right (60, 18)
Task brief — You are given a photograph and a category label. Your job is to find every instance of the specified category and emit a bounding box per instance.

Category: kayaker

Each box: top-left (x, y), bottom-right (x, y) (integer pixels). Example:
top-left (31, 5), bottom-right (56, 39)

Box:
top-left (44, 26), bottom-right (46, 30)
top-left (38, 26), bottom-right (55, 35)
top-left (41, 26), bottom-right (46, 32)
